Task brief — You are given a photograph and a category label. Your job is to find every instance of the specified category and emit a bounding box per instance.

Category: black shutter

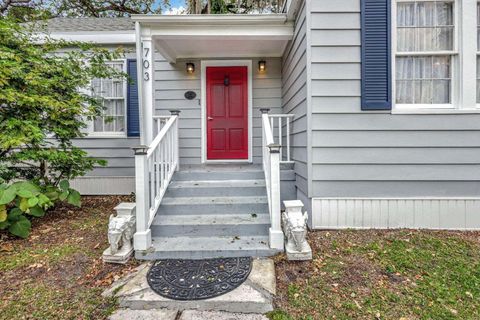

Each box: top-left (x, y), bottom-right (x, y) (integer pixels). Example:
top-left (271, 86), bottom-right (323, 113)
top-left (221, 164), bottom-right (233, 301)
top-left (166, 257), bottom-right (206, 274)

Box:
top-left (127, 59), bottom-right (140, 137)
top-left (361, 0), bottom-right (392, 110)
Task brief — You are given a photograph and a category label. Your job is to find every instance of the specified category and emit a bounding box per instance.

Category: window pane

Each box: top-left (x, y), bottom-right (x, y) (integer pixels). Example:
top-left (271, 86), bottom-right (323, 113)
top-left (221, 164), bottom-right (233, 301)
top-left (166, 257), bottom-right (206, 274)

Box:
top-left (115, 100), bottom-right (125, 116)
top-left (102, 79), bottom-right (113, 97)
top-left (397, 1), bottom-right (454, 52)
top-left (432, 56), bottom-right (450, 78)
top-left (396, 56), bottom-right (451, 104)
top-left (416, 2), bottom-right (435, 27)
top-left (116, 116), bottom-right (125, 132)
top-left (436, 27), bottom-right (453, 50)
top-left (398, 3), bottom-right (416, 26)
top-left (436, 2), bottom-right (453, 26)
top-left (93, 117), bottom-right (103, 132)
top-left (113, 80), bottom-right (123, 97)
top-left (396, 80), bottom-right (414, 104)
top-left (432, 80), bottom-right (450, 104)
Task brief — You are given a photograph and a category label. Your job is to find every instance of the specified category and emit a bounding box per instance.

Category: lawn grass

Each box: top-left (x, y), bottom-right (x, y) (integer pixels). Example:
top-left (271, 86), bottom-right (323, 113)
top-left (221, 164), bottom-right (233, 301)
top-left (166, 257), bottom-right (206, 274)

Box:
top-left (0, 196), bottom-right (138, 320)
top-left (271, 230), bottom-right (480, 320)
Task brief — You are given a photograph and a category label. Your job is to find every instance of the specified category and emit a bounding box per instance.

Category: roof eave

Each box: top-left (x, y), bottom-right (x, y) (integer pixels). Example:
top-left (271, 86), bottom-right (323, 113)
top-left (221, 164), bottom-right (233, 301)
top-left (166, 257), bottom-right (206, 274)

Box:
top-left (47, 31), bottom-right (136, 44)
top-left (131, 14), bottom-right (289, 26)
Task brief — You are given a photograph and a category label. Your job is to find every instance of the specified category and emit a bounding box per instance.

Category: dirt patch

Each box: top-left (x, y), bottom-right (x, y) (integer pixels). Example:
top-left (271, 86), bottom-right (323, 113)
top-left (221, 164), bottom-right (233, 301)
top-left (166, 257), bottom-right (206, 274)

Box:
top-left (0, 196), bottom-right (140, 320)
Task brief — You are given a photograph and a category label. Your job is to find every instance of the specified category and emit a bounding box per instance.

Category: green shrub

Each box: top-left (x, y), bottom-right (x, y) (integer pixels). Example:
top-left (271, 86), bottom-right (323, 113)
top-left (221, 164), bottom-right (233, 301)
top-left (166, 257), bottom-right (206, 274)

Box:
top-left (0, 180), bottom-right (80, 238)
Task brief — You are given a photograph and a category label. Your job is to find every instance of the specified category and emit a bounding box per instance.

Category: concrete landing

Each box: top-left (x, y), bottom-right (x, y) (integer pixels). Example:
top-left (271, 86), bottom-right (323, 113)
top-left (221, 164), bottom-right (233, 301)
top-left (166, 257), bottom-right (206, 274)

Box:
top-left (106, 259), bottom-right (276, 316)
top-left (109, 309), bottom-right (269, 320)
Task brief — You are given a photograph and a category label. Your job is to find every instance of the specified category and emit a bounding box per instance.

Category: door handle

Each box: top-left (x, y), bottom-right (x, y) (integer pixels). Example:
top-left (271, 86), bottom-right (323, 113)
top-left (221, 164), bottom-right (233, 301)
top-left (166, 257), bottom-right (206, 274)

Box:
top-left (207, 117), bottom-right (214, 121)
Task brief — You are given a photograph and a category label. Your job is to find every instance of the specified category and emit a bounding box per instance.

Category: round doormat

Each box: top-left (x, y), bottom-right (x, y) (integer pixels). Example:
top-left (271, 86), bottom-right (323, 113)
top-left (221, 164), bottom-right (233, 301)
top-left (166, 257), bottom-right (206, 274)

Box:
top-left (147, 257), bottom-right (253, 301)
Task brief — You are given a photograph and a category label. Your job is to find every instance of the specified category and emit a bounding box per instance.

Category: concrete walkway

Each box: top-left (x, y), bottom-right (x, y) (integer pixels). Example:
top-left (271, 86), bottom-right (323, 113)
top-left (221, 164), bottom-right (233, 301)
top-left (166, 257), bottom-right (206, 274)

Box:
top-left (109, 309), bottom-right (269, 320)
top-left (105, 259), bottom-right (275, 319)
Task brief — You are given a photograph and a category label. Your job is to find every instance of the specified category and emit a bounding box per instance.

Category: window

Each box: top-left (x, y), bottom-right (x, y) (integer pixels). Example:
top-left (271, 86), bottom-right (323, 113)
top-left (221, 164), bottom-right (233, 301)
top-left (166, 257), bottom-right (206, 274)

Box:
top-left (395, 0), bottom-right (455, 107)
top-left (90, 61), bottom-right (126, 135)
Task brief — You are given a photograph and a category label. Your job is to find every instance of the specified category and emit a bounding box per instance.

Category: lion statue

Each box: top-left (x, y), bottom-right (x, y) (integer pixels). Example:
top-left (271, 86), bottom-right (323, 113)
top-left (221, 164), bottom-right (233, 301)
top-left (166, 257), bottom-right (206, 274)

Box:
top-left (108, 214), bottom-right (135, 255)
top-left (282, 210), bottom-right (309, 253)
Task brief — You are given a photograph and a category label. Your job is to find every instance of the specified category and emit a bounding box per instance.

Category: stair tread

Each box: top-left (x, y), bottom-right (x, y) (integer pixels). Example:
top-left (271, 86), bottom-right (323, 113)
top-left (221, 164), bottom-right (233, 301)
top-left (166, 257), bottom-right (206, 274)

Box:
top-left (169, 179), bottom-right (266, 188)
top-left (152, 213), bottom-right (270, 226)
top-left (178, 164), bottom-right (263, 172)
top-left (151, 235), bottom-right (271, 252)
top-left (161, 196), bottom-right (268, 205)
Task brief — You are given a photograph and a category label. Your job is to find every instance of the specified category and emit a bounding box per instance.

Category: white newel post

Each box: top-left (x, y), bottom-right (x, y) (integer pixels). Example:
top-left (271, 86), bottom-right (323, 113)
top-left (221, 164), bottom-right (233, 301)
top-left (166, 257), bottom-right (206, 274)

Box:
top-left (133, 146), bottom-right (151, 251)
top-left (268, 143), bottom-right (284, 250)
top-left (169, 110), bottom-right (181, 171)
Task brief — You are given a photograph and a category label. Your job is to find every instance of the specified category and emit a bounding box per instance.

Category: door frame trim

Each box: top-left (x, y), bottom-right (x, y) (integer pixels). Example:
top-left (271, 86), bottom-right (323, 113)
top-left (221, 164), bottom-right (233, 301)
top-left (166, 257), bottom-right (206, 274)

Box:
top-left (201, 60), bottom-right (253, 163)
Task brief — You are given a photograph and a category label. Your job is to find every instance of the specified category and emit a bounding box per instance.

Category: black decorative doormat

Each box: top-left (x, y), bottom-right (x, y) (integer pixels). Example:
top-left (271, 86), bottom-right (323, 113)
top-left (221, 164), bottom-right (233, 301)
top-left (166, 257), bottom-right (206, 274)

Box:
top-left (147, 257), bottom-right (253, 300)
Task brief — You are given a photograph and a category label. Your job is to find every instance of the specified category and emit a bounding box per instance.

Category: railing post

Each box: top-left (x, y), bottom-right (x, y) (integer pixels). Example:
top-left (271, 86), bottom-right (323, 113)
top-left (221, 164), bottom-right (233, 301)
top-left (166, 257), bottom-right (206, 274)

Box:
top-left (169, 109), bottom-right (181, 171)
top-left (132, 145), bottom-right (152, 251)
top-left (260, 108), bottom-right (270, 172)
top-left (267, 143), bottom-right (284, 250)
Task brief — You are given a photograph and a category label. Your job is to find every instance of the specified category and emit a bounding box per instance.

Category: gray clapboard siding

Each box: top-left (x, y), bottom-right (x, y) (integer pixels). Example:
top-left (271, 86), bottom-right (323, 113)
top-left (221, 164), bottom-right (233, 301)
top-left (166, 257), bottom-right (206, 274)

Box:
top-left (311, 130), bottom-right (480, 147)
top-left (282, 0), bottom-right (308, 200)
top-left (312, 182), bottom-right (480, 198)
top-left (72, 138), bottom-right (139, 177)
top-left (310, 13), bottom-right (361, 29)
top-left (308, 0), bottom-right (480, 204)
top-left (311, 0), bottom-right (360, 12)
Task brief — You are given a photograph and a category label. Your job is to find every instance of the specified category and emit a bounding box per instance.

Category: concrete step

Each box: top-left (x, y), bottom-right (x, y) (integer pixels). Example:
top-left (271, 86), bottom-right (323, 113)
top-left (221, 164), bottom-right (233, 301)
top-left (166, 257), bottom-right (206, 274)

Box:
top-left (166, 180), bottom-right (267, 197)
top-left (157, 196), bottom-right (269, 215)
top-left (173, 170), bottom-right (264, 181)
top-left (112, 259), bottom-right (276, 314)
top-left (136, 236), bottom-right (278, 260)
top-left (151, 213), bottom-right (270, 237)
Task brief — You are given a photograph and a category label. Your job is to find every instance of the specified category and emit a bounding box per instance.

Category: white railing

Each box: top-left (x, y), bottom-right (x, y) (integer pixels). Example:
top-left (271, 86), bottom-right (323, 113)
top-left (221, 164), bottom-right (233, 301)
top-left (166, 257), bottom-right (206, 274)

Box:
top-left (261, 108), bottom-right (285, 250)
top-left (153, 115), bottom-right (171, 136)
top-left (133, 111), bottom-right (180, 251)
top-left (268, 114), bottom-right (294, 164)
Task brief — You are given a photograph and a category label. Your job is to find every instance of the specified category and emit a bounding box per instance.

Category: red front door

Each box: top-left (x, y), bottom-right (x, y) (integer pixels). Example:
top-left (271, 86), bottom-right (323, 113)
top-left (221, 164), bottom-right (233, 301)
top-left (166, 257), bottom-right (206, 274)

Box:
top-left (206, 66), bottom-right (248, 160)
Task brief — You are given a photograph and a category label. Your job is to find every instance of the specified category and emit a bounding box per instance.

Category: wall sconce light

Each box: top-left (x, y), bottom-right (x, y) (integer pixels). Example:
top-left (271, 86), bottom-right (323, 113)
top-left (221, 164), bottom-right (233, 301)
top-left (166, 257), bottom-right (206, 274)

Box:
top-left (186, 63), bottom-right (195, 74)
top-left (258, 60), bottom-right (266, 72)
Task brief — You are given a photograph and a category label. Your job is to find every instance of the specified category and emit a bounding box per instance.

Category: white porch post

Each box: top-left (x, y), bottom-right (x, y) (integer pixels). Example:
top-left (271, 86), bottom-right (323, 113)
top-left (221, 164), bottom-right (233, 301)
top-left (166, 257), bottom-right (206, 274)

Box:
top-left (268, 143), bottom-right (284, 250)
top-left (140, 29), bottom-right (154, 145)
top-left (169, 110), bottom-right (181, 171)
top-left (133, 146), bottom-right (151, 250)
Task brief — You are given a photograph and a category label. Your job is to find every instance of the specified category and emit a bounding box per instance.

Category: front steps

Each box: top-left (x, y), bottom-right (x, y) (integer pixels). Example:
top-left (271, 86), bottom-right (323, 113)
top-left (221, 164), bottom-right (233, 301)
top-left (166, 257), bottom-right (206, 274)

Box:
top-left (135, 165), bottom-right (279, 260)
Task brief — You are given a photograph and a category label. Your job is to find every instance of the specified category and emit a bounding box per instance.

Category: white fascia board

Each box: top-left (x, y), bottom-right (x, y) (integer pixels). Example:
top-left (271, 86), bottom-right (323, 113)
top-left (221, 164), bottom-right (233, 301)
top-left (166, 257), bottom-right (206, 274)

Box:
top-left (149, 24), bottom-right (293, 40)
top-left (131, 14), bottom-right (289, 25)
top-left (48, 31), bottom-right (135, 44)
top-left (284, 0), bottom-right (302, 21)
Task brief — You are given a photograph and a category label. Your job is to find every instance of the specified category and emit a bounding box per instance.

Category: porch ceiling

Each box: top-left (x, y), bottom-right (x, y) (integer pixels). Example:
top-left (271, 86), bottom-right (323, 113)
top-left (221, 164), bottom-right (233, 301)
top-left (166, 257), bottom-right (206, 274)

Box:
top-left (131, 14), bottom-right (294, 63)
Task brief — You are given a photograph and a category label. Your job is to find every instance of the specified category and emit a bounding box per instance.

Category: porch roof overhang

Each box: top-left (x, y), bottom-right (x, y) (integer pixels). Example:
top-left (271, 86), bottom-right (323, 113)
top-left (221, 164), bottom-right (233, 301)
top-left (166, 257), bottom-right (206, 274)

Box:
top-left (131, 14), bottom-right (294, 63)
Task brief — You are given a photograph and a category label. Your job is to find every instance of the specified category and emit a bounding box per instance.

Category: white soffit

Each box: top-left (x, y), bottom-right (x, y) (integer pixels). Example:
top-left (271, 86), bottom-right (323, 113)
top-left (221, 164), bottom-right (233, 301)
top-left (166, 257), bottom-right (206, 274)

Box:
top-left (132, 14), bottom-right (294, 63)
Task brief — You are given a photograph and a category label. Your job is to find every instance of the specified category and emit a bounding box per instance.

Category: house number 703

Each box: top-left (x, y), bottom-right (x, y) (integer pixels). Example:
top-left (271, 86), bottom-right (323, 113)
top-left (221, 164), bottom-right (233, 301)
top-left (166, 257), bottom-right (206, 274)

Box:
top-left (143, 47), bottom-right (150, 81)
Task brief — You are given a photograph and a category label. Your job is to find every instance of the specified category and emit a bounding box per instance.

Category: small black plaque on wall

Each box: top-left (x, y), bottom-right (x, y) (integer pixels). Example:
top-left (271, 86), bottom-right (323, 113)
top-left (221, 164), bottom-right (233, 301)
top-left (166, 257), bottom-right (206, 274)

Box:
top-left (184, 91), bottom-right (196, 100)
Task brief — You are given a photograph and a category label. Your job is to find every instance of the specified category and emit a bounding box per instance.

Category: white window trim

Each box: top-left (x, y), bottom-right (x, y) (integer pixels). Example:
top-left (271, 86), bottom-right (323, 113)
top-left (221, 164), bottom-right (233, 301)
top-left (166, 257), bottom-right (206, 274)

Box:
top-left (200, 60), bottom-right (253, 164)
top-left (87, 59), bottom-right (128, 138)
top-left (391, 0), bottom-right (479, 114)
